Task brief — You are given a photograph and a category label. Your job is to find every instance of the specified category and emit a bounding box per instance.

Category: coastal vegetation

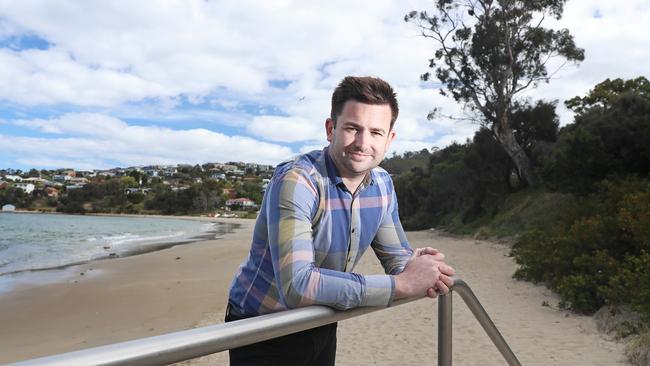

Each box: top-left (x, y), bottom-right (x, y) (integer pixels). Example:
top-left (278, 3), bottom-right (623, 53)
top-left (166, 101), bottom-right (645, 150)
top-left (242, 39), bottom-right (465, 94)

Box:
top-left (383, 76), bottom-right (650, 361)
top-left (403, 1), bottom-right (648, 361)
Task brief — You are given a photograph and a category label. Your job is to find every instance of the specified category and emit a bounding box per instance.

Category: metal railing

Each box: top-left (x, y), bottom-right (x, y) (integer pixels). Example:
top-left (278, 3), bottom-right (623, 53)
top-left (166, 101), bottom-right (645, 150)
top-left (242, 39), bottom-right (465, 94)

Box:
top-left (4, 278), bottom-right (521, 366)
top-left (439, 279), bottom-right (521, 366)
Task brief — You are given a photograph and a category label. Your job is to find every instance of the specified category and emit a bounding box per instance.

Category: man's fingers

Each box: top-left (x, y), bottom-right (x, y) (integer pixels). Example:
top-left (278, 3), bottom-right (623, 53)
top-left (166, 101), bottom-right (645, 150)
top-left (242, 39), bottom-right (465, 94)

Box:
top-left (415, 247), bottom-right (445, 262)
top-left (426, 287), bottom-right (438, 298)
top-left (435, 280), bottom-right (450, 295)
top-left (417, 247), bottom-right (440, 256)
top-left (439, 274), bottom-right (454, 288)
top-left (439, 264), bottom-right (455, 276)
top-left (431, 252), bottom-right (445, 261)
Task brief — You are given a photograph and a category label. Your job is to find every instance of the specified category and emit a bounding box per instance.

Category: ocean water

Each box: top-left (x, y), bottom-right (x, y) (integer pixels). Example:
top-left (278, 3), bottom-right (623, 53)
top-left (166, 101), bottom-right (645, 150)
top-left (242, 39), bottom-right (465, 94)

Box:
top-left (0, 213), bottom-right (229, 276)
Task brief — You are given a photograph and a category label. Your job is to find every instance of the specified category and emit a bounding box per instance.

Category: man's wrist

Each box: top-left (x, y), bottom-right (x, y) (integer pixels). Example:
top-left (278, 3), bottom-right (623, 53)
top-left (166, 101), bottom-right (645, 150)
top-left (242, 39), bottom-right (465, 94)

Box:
top-left (360, 274), bottom-right (395, 307)
top-left (392, 274), bottom-right (407, 300)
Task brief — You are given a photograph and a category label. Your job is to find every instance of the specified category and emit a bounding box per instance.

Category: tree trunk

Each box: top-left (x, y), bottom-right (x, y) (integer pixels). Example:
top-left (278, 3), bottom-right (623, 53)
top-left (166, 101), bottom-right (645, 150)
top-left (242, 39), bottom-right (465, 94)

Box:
top-left (493, 125), bottom-right (538, 187)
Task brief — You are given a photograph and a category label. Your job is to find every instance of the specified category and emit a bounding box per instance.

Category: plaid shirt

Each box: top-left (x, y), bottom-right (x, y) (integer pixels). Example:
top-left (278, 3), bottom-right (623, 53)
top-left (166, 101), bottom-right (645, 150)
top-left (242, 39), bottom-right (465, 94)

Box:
top-left (227, 148), bottom-right (413, 316)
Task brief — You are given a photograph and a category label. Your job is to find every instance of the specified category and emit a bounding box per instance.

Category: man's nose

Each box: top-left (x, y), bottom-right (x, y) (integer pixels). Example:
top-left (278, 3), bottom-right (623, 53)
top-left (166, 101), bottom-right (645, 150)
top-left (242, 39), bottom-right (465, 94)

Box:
top-left (353, 130), bottom-right (369, 147)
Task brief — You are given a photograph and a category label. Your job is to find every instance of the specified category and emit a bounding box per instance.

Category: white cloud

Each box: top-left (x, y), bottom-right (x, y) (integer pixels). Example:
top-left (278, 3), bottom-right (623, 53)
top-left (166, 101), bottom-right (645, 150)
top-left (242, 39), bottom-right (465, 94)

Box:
top-left (0, 48), bottom-right (167, 107)
top-left (15, 157), bottom-right (107, 172)
top-left (1, 113), bottom-right (294, 169)
top-left (14, 113), bottom-right (127, 136)
top-left (388, 140), bottom-right (436, 156)
top-left (0, 1), bottom-right (433, 107)
top-left (248, 115), bottom-right (322, 143)
top-left (526, 0), bottom-right (650, 125)
top-left (299, 144), bottom-right (327, 155)
top-left (0, 0), bottom-right (649, 169)
top-left (392, 86), bottom-right (470, 141)
top-left (0, 1), bottom-right (442, 102)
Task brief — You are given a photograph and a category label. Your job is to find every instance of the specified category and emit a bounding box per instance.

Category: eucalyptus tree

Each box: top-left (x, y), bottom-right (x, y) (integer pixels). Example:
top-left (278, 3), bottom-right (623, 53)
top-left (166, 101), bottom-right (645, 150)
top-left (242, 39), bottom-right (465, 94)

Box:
top-left (406, 0), bottom-right (584, 186)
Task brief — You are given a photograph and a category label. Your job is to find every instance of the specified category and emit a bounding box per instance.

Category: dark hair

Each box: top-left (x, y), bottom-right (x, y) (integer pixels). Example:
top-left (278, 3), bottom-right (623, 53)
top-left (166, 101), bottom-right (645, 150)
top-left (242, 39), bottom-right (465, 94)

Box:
top-left (330, 76), bottom-right (399, 129)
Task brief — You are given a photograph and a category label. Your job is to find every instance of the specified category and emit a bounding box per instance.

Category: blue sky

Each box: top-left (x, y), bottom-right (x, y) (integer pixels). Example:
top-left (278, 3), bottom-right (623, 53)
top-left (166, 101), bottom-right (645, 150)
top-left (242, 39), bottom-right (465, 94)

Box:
top-left (1, 0), bottom-right (649, 171)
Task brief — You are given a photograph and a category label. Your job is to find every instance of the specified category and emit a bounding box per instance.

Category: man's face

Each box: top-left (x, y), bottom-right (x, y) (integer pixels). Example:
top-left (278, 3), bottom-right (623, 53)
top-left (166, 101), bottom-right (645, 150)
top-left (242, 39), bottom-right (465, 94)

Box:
top-left (326, 100), bottom-right (395, 180)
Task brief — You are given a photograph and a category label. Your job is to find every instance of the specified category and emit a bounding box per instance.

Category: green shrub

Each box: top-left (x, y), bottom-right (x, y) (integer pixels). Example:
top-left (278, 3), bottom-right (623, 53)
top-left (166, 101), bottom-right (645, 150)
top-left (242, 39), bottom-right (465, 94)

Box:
top-left (608, 252), bottom-right (650, 323)
top-left (512, 178), bottom-right (650, 318)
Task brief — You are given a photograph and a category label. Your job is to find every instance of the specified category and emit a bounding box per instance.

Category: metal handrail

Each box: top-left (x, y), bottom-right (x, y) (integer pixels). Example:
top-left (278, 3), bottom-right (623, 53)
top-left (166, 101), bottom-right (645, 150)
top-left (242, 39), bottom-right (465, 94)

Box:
top-left (439, 279), bottom-right (521, 366)
top-left (3, 278), bottom-right (521, 366)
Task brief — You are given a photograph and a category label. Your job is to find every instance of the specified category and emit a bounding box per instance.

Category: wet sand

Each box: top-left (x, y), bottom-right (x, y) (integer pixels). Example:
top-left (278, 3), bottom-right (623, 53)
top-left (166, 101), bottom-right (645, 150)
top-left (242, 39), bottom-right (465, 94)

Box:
top-left (0, 219), bottom-right (628, 365)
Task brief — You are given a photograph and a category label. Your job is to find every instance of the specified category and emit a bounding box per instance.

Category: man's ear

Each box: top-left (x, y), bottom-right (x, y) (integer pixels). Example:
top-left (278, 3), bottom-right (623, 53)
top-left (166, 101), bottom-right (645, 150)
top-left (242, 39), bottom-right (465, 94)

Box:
top-left (385, 130), bottom-right (396, 149)
top-left (325, 118), bottom-right (335, 142)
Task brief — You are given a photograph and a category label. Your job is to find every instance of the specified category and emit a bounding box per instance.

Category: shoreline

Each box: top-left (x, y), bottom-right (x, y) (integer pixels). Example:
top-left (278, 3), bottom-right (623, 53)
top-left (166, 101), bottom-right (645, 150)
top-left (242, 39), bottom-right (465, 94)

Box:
top-left (0, 212), bottom-right (247, 280)
top-left (0, 217), bottom-right (255, 364)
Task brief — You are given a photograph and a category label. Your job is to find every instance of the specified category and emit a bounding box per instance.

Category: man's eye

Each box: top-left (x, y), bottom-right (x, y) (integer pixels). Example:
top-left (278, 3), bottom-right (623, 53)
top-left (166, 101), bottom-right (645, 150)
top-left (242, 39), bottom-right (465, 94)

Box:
top-left (372, 131), bottom-right (383, 136)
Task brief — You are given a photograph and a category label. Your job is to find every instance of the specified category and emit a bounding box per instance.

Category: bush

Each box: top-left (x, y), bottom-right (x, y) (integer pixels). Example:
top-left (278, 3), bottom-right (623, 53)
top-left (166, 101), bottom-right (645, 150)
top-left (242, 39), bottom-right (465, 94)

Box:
top-left (127, 192), bottom-right (145, 204)
top-left (544, 78), bottom-right (650, 195)
top-left (608, 252), bottom-right (650, 323)
top-left (512, 178), bottom-right (650, 317)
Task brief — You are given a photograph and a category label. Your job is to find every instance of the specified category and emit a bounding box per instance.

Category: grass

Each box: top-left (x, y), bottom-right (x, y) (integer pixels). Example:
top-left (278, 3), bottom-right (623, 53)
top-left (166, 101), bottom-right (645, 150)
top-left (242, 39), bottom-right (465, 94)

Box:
top-left (445, 188), bottom-right (578, 239)
top-left (626, 330), bottom-right (650, 366)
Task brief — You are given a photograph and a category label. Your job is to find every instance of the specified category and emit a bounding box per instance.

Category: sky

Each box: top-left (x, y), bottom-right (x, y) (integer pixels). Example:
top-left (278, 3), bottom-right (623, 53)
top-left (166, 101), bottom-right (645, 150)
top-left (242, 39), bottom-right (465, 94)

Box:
top-left (0, 0), bottom-right (649, 171)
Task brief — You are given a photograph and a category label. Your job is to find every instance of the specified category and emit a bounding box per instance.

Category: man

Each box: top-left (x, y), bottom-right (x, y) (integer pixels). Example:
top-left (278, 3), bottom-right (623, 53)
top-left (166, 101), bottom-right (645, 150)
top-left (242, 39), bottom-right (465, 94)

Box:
top-left (226, 76), bottom-right (455, 365)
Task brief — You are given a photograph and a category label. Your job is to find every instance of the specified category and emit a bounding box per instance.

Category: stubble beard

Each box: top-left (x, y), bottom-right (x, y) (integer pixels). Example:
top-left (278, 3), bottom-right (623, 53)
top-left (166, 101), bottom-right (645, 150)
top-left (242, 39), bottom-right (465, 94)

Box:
top-left (341, 149), bottom-right (378, 176)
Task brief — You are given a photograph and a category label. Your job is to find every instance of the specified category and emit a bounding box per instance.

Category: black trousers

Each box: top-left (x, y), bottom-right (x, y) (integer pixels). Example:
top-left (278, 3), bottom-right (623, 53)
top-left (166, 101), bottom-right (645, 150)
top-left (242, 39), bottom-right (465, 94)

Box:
top-left (225, 304), bottom-right (337, 366)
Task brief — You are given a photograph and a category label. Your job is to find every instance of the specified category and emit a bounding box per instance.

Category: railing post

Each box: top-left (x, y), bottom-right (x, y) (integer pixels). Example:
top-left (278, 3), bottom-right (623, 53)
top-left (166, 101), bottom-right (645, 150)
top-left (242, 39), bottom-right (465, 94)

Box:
top-left (438, 290), bottom-right (453, 366)
top-left (453, 280), bottom-right (522, 366)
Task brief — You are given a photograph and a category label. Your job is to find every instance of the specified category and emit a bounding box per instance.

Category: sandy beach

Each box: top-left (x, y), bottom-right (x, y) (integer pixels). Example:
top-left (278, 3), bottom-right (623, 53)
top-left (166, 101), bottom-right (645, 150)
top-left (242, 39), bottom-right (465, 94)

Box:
top-left (0, 217), bottom-right (628, 365)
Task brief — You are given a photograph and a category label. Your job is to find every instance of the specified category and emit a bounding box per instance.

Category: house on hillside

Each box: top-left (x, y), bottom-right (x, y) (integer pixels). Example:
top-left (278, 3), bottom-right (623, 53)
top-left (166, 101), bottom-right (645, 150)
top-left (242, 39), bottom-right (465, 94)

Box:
top-left (45, 187), bottom-right (60, 197)
top-left (22, 177), bottom-right (49, 185)
top-left (162, 166), bottom-right (177, 177)
top-left (4, 175), bottom-right (22, 182)
top-left (97, 170), bottom-right (116, 178)
top-left (225, 198), bottom-right (257, 210)
top-left (222, 164), bottom-right (238, 173)
top-left (143, 166), bottom-right (160, 177)
top-left (76, 170), bottom-right (96, 178)
top-left (52, 174), bottom-right (72, 183)
top-left (45, 181), bottom-right (64, 188)
top-left (68, 177), bottom-right (88, 185)
top-left (124, 188), bottom-right (140, 195)
top-left (15, 183), bottom-right (35, 194)
top-left (222, 188), bottom-right (236, 199)
top-left (65, 184), bottom-right (85, 190)
top-left (211, 172), bottom-right (226, 180)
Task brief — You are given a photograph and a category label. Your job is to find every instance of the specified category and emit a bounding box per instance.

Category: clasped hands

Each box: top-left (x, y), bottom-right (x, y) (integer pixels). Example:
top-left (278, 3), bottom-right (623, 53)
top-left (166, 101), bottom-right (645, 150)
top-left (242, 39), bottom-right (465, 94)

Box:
top-left (393, 246), bottom-right (455, 300)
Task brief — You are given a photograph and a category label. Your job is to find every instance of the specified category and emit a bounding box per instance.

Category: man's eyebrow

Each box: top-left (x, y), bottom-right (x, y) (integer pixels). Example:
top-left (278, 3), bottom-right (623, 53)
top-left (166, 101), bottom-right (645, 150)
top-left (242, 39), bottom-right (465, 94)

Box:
top-left (338, 121), bottom-right (362, 130)
top-left (340, 121), bottom-right (386, 134)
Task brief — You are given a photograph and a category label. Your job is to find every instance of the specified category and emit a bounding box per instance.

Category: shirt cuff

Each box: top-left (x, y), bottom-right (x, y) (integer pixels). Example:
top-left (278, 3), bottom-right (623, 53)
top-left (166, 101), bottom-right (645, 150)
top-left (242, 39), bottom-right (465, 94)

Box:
top-left (359, 274), bottom-right (394, 308)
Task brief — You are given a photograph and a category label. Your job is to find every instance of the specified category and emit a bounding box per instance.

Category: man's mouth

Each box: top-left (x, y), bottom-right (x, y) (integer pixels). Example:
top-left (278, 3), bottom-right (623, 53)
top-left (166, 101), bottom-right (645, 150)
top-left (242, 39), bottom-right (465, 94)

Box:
top-left (347, 151), bottom-right (371, 160)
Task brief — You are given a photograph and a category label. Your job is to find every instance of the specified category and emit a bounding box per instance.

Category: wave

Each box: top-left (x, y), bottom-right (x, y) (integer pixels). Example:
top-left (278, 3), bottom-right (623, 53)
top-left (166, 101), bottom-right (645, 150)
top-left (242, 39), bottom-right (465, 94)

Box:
top-left (0, 215), bottom-right (232, 277)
